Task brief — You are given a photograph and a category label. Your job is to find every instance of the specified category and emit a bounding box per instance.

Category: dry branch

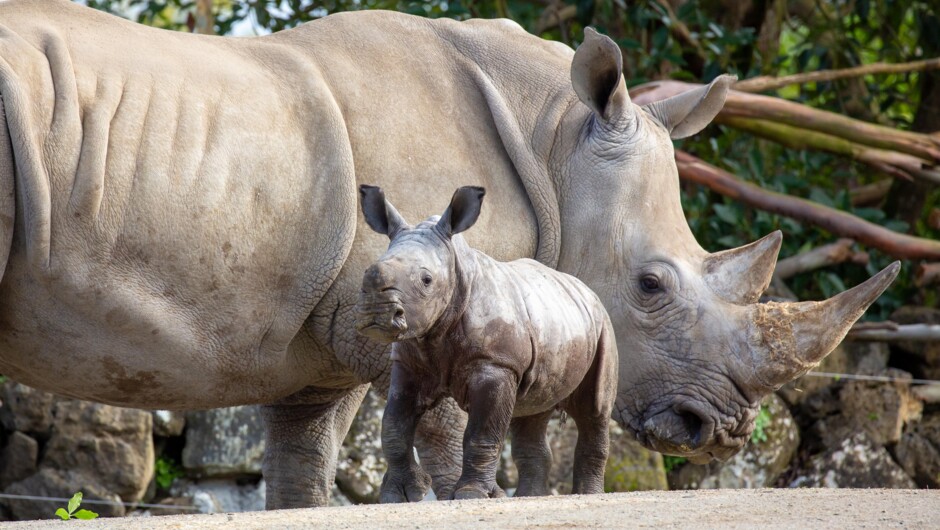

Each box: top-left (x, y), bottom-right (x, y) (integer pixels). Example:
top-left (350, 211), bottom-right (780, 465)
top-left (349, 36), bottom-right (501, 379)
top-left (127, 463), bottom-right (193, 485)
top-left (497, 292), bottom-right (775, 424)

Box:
top-left (846, 324), bottom-right (940, 342)
top-left (734, 58), bottom-right (940, 93)
top-left (915, 262), bottom-right (940, 287)
top-left (773, 238), bottom-right (868, 280)
top-left (850, 180), bottom-right (892, 206)
top-left (194, 0), bottom-right (214, 35)
top-left (928, 208), bottom-right (940, 231)
top-left (675, 150), bottom-right (940, 260)
top-left (535, 5), bottom-right (577, 34)
top-left (720, 116), bottom-right (940, 183)
top-left (631, 81), bottom-right (940, 164)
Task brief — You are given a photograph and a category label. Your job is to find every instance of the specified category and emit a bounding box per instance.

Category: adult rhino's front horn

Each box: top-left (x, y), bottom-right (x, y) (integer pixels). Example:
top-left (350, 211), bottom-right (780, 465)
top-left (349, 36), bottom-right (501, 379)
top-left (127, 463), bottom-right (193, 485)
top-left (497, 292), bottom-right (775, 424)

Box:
top-left (747, 261), bottom-right (901, 390)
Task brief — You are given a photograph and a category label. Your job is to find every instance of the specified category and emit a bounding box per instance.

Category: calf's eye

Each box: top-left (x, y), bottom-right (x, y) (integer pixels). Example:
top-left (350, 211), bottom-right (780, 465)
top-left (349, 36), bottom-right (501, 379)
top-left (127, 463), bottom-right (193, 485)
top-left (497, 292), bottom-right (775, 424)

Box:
top-left (421, 274), bottom-right (433, 286)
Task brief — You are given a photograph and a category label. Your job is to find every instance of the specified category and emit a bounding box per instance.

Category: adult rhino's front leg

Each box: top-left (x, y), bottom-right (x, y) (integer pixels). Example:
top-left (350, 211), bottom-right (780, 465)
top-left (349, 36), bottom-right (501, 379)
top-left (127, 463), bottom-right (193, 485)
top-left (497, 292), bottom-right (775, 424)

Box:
top-left (261, 385), bottom-right (368, 509)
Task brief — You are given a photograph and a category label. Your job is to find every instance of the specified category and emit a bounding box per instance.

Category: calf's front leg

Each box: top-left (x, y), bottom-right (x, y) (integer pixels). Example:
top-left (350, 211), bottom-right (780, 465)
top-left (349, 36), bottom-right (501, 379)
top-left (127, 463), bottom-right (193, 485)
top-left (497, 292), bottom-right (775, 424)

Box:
top-left (453, 366), bottom-right (517, 500)
top-left (380, 361), bottom-right (432, 503)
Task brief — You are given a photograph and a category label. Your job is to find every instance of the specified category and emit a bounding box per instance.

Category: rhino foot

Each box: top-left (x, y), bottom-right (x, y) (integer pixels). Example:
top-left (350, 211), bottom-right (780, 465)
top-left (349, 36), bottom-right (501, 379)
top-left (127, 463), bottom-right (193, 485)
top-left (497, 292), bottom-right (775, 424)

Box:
top-left (379, 465), bottom-right (432, 503)
top-left (451, 481), bottom-right (506, 500)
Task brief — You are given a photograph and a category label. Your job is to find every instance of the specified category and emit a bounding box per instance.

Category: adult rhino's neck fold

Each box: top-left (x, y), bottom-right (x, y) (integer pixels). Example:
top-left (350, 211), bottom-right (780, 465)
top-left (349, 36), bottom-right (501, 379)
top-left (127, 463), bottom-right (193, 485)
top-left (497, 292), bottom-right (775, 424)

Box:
top-left (450, 40), bottom-right (574, 269)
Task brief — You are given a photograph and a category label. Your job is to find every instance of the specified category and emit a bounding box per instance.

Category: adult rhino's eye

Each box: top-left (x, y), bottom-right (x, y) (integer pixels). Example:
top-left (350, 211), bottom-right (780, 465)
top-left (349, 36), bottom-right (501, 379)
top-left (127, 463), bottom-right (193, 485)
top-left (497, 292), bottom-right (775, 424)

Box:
top-left (640, 275), bottom-right (661, 293)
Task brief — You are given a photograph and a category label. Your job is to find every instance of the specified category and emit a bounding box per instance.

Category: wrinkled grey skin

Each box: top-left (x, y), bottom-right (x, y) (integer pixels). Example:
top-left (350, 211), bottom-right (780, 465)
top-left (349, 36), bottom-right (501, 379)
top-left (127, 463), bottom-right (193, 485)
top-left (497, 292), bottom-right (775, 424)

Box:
top-left (356, 185), bottom-right (617, 501)
top-left (0, 1), bottom-right (897, 508)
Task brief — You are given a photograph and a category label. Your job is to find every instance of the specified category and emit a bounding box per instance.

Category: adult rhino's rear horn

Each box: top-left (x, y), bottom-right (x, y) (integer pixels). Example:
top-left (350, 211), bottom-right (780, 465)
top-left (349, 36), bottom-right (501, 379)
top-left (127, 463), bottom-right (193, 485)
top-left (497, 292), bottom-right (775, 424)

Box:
top-left (704, 231), bottom-right (783, 305)
top-left (749, 261), bottom-right (901, 390)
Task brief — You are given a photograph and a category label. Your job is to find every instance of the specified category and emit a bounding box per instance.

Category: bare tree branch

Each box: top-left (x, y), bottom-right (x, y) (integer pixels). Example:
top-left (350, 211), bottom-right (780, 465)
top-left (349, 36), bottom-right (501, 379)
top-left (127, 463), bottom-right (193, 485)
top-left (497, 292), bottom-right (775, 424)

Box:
top-left (194, 0), bottom-right (214, 35)
top-left (915, 262), bottom-right (940, 287)
top-left (850, 180), bottom-right (893, 206)
top-left (535, 4), bottom-right (577, 34)
top-left (847, 323), bottom-right (940, 342)
top-left (773, 238), bottom-right (868, 280)
top-left (631, 81), bottom-right (940, 163)
top-left (674, 150), bottom-right (940, 260)
top-left (734, 58), bottom-right (940, 93)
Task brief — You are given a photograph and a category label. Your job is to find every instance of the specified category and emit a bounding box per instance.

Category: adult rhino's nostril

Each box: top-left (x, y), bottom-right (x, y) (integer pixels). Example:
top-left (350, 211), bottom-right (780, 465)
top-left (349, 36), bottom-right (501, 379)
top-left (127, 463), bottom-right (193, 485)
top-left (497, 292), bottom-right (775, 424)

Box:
top-left (676, 410), bottom-right (704, 447)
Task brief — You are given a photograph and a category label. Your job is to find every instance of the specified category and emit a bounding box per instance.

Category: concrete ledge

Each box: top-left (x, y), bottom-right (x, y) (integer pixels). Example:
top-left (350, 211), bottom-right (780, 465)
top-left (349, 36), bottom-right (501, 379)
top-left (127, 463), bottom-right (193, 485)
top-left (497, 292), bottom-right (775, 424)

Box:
top-left (7, 488), bottom-right (938, 529)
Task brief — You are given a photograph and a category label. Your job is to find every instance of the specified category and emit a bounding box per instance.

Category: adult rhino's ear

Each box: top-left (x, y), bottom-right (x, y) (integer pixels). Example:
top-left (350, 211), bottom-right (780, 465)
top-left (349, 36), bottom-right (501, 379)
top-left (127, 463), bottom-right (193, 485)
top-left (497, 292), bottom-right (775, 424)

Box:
top-left (642, 75), bottom-right (736, 139)
top-left (571, 28), bottom-right (632, 125)
top-left (438, 186), bottom-right (485, 237)
top-left (359, 185), bottom-right (408, 238)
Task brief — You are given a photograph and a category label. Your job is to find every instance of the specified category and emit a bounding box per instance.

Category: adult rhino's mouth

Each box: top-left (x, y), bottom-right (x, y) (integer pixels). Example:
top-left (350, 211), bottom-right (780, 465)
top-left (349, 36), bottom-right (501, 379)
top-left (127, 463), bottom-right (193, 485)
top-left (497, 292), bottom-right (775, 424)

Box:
top-left (355, 293), bottom-right (408, 344)
top-left (619, 401), bottom-right (751, 463)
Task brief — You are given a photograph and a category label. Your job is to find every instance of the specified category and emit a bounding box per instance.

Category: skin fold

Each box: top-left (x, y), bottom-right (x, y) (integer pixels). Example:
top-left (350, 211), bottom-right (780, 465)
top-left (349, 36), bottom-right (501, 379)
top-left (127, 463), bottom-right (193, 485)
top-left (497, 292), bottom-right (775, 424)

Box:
top-left (356, 185), bottom-right (617, 501)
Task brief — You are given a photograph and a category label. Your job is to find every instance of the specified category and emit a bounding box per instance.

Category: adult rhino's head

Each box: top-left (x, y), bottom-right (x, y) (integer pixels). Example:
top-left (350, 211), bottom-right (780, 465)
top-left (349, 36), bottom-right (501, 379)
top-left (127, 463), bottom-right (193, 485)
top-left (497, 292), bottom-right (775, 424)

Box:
top-left (555, 29), bottom-right (899, 462)
top-left (355, 185), bottom-right (484, 344)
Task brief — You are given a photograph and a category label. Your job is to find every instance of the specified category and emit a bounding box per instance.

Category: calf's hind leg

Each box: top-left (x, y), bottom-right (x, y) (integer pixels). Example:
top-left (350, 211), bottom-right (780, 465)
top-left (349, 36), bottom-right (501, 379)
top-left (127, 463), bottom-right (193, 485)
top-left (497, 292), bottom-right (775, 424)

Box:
top-left (261, 385), bottom-right (369, 509)
top-left (567, 325), bottom-right (617, 495)
top-left (509, 409), bottom-right (553, 496)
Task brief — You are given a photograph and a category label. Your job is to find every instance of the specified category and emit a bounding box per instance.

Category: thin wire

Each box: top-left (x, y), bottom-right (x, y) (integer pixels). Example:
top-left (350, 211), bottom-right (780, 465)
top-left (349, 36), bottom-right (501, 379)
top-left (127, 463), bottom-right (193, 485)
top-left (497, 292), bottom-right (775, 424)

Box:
top-left (0, 492), bottom-right (199, 510)
top-left (804, 371), bottom-right (940, 386)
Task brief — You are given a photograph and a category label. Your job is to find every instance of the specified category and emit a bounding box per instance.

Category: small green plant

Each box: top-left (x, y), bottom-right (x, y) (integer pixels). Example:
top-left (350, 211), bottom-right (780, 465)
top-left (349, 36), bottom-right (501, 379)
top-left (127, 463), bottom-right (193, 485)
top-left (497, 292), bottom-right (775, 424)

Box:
top-left (750, 405), bottom-right (772, 444)
top-left (54, 492), bottom-right (98, 521)
top-left (662, 455), bottom-right (688, 473)
top-left (155, 456), bottom-right (184, 489)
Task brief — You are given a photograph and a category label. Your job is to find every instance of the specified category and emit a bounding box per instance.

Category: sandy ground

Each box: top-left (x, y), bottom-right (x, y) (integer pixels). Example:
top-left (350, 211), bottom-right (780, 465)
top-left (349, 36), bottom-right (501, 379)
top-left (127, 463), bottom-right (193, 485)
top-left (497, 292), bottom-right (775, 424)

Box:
top-left (4, 488), bottom-right (938, 529)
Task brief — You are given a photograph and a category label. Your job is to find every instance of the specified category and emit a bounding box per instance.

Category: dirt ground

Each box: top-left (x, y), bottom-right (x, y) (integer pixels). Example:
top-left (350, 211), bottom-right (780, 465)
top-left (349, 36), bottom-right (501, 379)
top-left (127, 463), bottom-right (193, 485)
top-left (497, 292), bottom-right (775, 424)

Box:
top-left (6, 488), bottom-right (938, 529)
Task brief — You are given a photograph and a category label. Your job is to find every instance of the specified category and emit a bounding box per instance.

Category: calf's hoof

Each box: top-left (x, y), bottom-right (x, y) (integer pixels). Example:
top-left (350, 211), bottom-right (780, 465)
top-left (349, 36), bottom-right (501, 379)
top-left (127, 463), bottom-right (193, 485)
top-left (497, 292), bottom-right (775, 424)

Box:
top-left (379, 467), bottom-right (432, 503)
top-left (451, 482), bottom-right (506, 500)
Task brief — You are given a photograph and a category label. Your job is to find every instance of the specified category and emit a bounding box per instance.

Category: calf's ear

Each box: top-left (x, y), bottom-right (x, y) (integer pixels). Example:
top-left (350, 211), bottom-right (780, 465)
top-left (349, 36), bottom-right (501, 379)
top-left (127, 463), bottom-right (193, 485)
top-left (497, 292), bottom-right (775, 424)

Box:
top-left (359, 185), bottom-right (408, 237)
top-left (438, 186), bottom-right (485, 237)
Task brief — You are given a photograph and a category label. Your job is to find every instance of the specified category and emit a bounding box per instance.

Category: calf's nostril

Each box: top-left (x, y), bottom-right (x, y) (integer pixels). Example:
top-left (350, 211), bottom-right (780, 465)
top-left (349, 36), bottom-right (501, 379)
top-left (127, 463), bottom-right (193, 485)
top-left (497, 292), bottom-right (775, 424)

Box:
top-left (394, 307), bottom-right (404, 320)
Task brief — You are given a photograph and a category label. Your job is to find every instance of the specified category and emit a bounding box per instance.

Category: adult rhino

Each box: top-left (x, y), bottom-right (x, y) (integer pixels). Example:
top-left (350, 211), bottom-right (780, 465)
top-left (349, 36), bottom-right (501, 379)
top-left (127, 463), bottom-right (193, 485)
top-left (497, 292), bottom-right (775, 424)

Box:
top-left (0, 0), bottom-right (897, 508)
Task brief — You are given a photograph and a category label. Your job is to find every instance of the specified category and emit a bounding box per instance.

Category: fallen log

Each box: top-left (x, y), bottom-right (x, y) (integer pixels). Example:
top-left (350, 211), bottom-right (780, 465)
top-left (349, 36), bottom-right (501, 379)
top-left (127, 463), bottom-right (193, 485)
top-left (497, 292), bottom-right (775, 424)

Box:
top-left (675, 151), bottom-right (940, 260)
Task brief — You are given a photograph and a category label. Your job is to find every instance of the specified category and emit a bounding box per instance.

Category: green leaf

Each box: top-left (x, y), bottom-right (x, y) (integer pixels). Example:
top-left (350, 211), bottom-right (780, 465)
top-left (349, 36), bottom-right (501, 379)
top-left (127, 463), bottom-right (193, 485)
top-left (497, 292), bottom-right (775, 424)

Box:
top-left (55, 508), bottom-right (70, 520)
top-left (74, 509), bottom-right (99, 520)
top-left (713, 203), bottom-right (739, 225)
top-left (68, 492), bottom-right (82, 514)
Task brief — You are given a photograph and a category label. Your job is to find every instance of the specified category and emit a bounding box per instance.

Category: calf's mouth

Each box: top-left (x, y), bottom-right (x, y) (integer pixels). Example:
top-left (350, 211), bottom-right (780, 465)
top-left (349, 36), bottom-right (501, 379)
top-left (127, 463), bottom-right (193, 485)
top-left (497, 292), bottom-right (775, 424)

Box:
top-left (355, 294), bottom-right (408, 343)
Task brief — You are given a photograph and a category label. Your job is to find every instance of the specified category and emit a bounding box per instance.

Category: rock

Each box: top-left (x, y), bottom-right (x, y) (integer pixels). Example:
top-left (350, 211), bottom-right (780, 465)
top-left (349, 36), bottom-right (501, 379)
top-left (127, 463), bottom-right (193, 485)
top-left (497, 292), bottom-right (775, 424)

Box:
top-left (148, 497), bottom-right (199, 517)
top-left (836, 368), bottom-right (922, 446)
top-left (182, 406), bottom-right (264, 478)
top-left (0, 382), bottom-right (56, 435)
top-left (0, 432), bottom-right (38, 490)
top-left (895, 412), bottom-right (940, 488)
top-left (170, 478), bottom-right (266, 514)
top-left (789, 432), bottom-right (916, 488)
top-left (3, 468), bottom-right (125, 520)
top-left (42, 400), bottom-right (155, 503)
top-left (778, 341), bottom-right (888, 405)
top-left (669, 394), bottom-right (799, 489)
top-left (152, 410), bottom-right (186, 437)
top-left (499, 415), bottom-right (667, 494)
top-left (335, 388), bottom-right (386, 504)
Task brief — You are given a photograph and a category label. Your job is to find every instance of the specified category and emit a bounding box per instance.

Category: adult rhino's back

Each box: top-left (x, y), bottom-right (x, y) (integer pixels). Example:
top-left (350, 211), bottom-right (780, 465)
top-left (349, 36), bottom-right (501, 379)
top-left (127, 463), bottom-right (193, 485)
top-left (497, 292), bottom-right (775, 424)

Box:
top-left (0, 0), bottom-right (357, 408)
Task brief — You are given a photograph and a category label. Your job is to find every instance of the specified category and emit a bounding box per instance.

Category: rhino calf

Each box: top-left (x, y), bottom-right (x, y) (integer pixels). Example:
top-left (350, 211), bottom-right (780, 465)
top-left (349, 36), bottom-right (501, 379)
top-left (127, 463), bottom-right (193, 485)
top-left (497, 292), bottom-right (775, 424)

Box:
top-left (356, 185), bottom-right (617, 501)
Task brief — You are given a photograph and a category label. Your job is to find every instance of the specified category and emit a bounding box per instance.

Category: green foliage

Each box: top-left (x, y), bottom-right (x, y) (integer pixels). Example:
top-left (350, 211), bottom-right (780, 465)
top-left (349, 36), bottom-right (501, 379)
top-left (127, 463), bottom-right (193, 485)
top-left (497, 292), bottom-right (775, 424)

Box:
top-left (662, 455), bottom-right (687, 473)
top-left (750, 405), bottom-right (772, 445)
top-left (155, 456), bottom-right (184, 490)
top-left (54, 492), bottom-right (98, 521)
